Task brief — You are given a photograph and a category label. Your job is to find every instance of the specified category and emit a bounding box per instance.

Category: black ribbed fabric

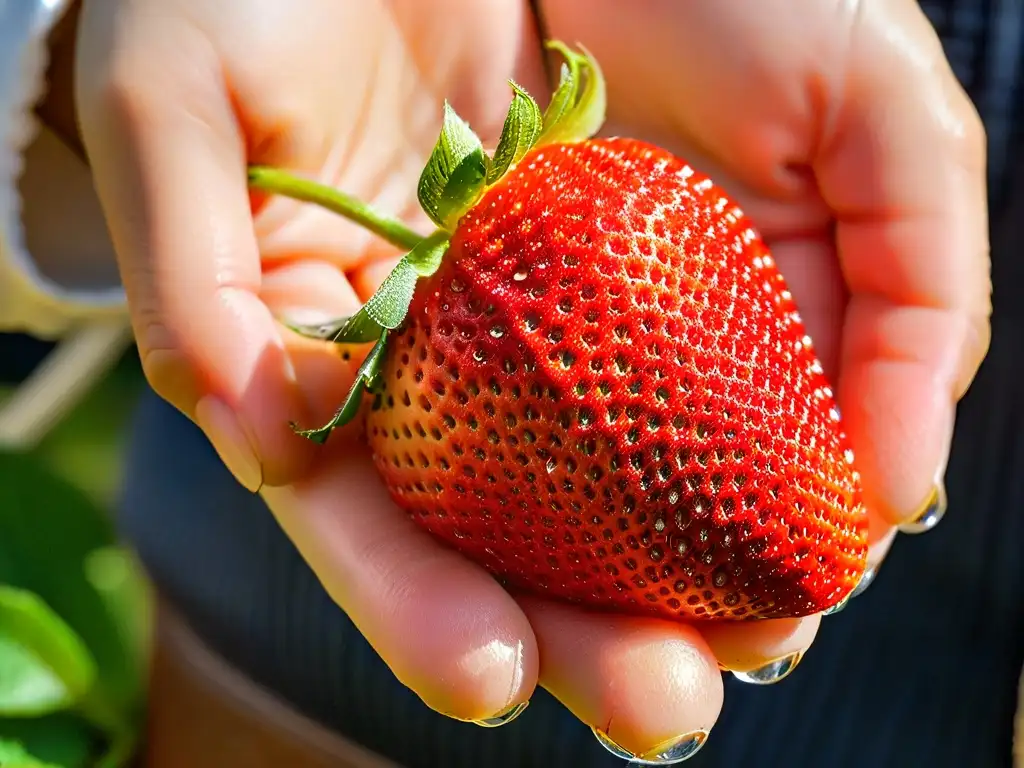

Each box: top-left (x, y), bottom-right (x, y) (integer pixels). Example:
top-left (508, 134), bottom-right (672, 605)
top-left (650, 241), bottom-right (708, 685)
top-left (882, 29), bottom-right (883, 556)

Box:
top-left (922, 0), bottom-right (1024, 208)
top-left (113, 4), bottom-right (1024, 767)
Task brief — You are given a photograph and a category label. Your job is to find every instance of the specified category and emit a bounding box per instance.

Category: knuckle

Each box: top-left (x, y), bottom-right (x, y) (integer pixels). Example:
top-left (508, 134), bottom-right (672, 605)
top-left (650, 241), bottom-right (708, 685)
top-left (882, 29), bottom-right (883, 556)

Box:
top-left (957, 308), bottom-right (992, 397)
top-left (77, 30), bottom-right (152, 128)
top-left (950, 86), bottom-right (988, 176)
top-left (88, 57), bottom-right (163, 136)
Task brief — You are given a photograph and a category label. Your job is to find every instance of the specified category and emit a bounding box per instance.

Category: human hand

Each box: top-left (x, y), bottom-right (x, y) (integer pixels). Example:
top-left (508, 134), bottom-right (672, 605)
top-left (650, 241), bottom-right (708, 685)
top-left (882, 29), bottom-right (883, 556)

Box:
top-left (75, 0), bottom-right (988, 761)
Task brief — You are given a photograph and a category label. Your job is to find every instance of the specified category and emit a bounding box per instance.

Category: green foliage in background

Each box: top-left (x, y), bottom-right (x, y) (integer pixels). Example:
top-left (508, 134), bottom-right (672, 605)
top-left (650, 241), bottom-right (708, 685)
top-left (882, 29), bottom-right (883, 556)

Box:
top-left (0, 355), bottom-right (149, 768)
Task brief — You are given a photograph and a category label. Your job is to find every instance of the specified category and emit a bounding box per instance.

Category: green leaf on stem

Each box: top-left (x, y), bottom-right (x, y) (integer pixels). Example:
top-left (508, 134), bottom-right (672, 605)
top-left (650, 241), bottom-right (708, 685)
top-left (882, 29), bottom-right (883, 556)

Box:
top-left (487, 82), bottom-right (543, 183)
top-left (249, 40), bottom-right (608, 449)
top-left (404, 229), bottom-right (451, 277)
top-left (540, 62), bottom-right (577, 136)
top-left (288, 233), bottom-right (449, 442)
top-left (348, 231), bottom-right (450, 332)
top-left (293, 330), bottom-right (390, 443)
top-left (538, 41), bottom-right (607, 146)
top-left (0, 587), bottom-right (97, 717)
top-left (418, 104), bottom-right (489, 230)
top-left (363, 261), bottom-right (419, 330)
top-left (0, 637), bottom-right (69, 719)
top-left (284, 231), bottom-right (449, 352)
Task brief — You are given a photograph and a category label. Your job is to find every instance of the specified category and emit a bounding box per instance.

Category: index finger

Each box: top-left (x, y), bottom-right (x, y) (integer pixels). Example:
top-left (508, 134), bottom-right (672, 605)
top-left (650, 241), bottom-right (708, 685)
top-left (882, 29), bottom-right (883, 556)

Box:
top-left (816, 0), bottom-right (990, 528)
top-left (76, 4), bottom-right (319, 486)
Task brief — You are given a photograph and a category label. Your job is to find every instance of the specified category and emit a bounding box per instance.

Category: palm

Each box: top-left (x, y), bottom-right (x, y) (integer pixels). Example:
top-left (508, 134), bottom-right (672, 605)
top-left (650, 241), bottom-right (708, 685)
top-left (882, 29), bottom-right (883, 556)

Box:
top-left (240, 0), bottom-right (851, 536)
top-left (245, 0), bottom-right (845, 420)
top-left (248, 1), bottom-right (546, 280)
top-left (78, 0), bottom-right (983, 753)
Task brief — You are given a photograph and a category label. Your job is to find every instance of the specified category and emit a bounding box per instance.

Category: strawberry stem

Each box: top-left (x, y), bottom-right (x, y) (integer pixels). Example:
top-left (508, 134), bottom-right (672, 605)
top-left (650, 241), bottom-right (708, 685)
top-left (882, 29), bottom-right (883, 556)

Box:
top-left (247, 166), bottom-right (425, 250)
top-left (247, 40), bottom-right (608, 444)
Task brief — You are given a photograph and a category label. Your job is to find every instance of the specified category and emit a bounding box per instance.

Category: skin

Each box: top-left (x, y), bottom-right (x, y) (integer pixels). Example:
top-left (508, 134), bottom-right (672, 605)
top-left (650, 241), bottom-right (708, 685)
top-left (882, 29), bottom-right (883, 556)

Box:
top-left (67, 0), bottom-right (989, 757)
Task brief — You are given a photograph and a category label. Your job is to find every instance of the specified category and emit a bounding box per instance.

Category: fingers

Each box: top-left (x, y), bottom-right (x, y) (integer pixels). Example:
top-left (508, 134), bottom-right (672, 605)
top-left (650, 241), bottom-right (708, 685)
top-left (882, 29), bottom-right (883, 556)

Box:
top-left (768, 239), bottom-right (848, 380)
top-left (76, 5), bottom-right (319, 487)
top-left (259, 261), bottom-right (378, 437)
top-left (815, 0), bottom-right (990, 528)
top-left (544, 0), bottom-right (989, 534)
top-left (700, 615), bottom-right (820, 676)
top-left (518, 597), bottom-right (721, 761)
top-left (260, 453), bottom-right (538, 722)
top-left (261, 260), bottom-right (362, 328)
top-left (347, 254), bottom-right (404, 304)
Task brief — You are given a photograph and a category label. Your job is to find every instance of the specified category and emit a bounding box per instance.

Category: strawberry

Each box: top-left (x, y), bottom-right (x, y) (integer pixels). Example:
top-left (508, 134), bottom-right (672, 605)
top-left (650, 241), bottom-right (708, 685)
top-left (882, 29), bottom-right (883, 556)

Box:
top-left (250, 42), bottom-right (869, 620)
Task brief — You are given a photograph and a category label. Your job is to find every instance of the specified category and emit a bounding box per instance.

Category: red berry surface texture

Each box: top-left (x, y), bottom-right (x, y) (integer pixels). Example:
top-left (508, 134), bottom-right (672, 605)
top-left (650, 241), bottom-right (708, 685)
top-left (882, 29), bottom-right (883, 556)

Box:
top-left (368, 138), bottom-right (867, 620)
top-left (266, 42), bottom-right (870, 622)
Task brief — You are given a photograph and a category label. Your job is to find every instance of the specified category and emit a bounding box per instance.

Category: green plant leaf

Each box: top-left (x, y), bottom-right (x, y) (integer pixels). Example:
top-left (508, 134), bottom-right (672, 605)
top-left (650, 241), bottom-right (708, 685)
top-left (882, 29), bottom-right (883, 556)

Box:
top-left (0, 737), bottom-right (61, 768)
top-left (82, 549), bottom-right (151, 703)
top-left (293, 330), bottom-right (390, 443)
top-left (0, 714), bottom-right (97, 768)
top-left (363, 260), bottom-right (420, 330)
top-left (487, 82), bottom-right (543, 183)
top-left (361, 232), bottom-right (449, 331)
top-left (286, 231), bottom-right (450, 350)
top-left (0, 453), bottom-right (148, 731)
top-left (0, 587), bottom-right (97, 717)
top-left (0, 638), bottom-right (68, 718)
top-left (288, 231), bottom-right (450, 444)
top-left (538, 41), bottom-right (607, 145)
top-left (417, 104), bottom-right (489, 230)
top-left (540, 61), bottom-right (577, 136)
top-left (404, 230), bottom-right (451, 277)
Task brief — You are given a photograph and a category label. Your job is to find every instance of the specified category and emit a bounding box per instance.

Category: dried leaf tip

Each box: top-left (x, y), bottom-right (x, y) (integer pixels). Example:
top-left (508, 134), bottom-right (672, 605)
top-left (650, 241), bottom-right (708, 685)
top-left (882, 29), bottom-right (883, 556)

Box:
top-left (537, 41), bottom-right (606, 146)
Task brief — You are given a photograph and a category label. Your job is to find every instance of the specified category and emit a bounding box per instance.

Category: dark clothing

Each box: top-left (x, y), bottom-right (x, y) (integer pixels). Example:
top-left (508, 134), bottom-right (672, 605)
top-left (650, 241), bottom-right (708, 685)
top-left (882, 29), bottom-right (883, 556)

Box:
top-left (97, 3), bottom-right (1024, 766)
top-left (116, 220), bottom-right (1024, 768)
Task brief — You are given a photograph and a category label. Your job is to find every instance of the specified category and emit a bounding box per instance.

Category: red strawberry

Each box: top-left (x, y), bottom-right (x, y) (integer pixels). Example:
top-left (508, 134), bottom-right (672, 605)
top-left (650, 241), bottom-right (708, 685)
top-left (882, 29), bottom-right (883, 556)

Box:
top-left (253, 42), bottom-right (869, 620)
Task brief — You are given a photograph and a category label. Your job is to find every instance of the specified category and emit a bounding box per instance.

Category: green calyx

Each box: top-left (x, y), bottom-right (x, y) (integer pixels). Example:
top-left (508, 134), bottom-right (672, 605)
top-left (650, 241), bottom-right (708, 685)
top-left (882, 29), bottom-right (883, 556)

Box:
top-left (248, 41), bottom-right (607, 442)
top-left (417, 40), bottom-right (607, 231)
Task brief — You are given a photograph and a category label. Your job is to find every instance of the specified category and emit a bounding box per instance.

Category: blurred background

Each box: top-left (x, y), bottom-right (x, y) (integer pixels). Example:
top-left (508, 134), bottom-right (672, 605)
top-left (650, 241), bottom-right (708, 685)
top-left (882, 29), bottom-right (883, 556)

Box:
top-left (0, 335), bottom-right (149, 768)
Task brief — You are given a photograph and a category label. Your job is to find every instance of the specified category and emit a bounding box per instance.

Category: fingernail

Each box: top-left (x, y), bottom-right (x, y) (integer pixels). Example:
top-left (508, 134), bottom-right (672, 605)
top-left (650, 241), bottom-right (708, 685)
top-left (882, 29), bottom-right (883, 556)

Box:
top-left (850, 560), bottom-right (881, 598)
top-left (821, 588), bottom-right (855, 616)
top-left (278, 307), bottom-right (339, 328)
top-left (731, 650), bottom-right (804, 685)
top-left (822, 561), bottom-right (882, 616)
top-left (195, 395), bottom-right (263, 492)
top-left (472, 701), bottom-right (529, 728)
top-left (897, 481), bottom-right (947, 534)
top-left (592, 728), bottom-right (709, 765)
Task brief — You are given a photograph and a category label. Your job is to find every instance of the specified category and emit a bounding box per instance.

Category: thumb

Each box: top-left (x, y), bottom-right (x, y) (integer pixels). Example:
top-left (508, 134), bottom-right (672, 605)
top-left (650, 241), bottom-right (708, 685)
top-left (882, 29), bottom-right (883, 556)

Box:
top-left (77, 6), bottom-right (318, 487)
